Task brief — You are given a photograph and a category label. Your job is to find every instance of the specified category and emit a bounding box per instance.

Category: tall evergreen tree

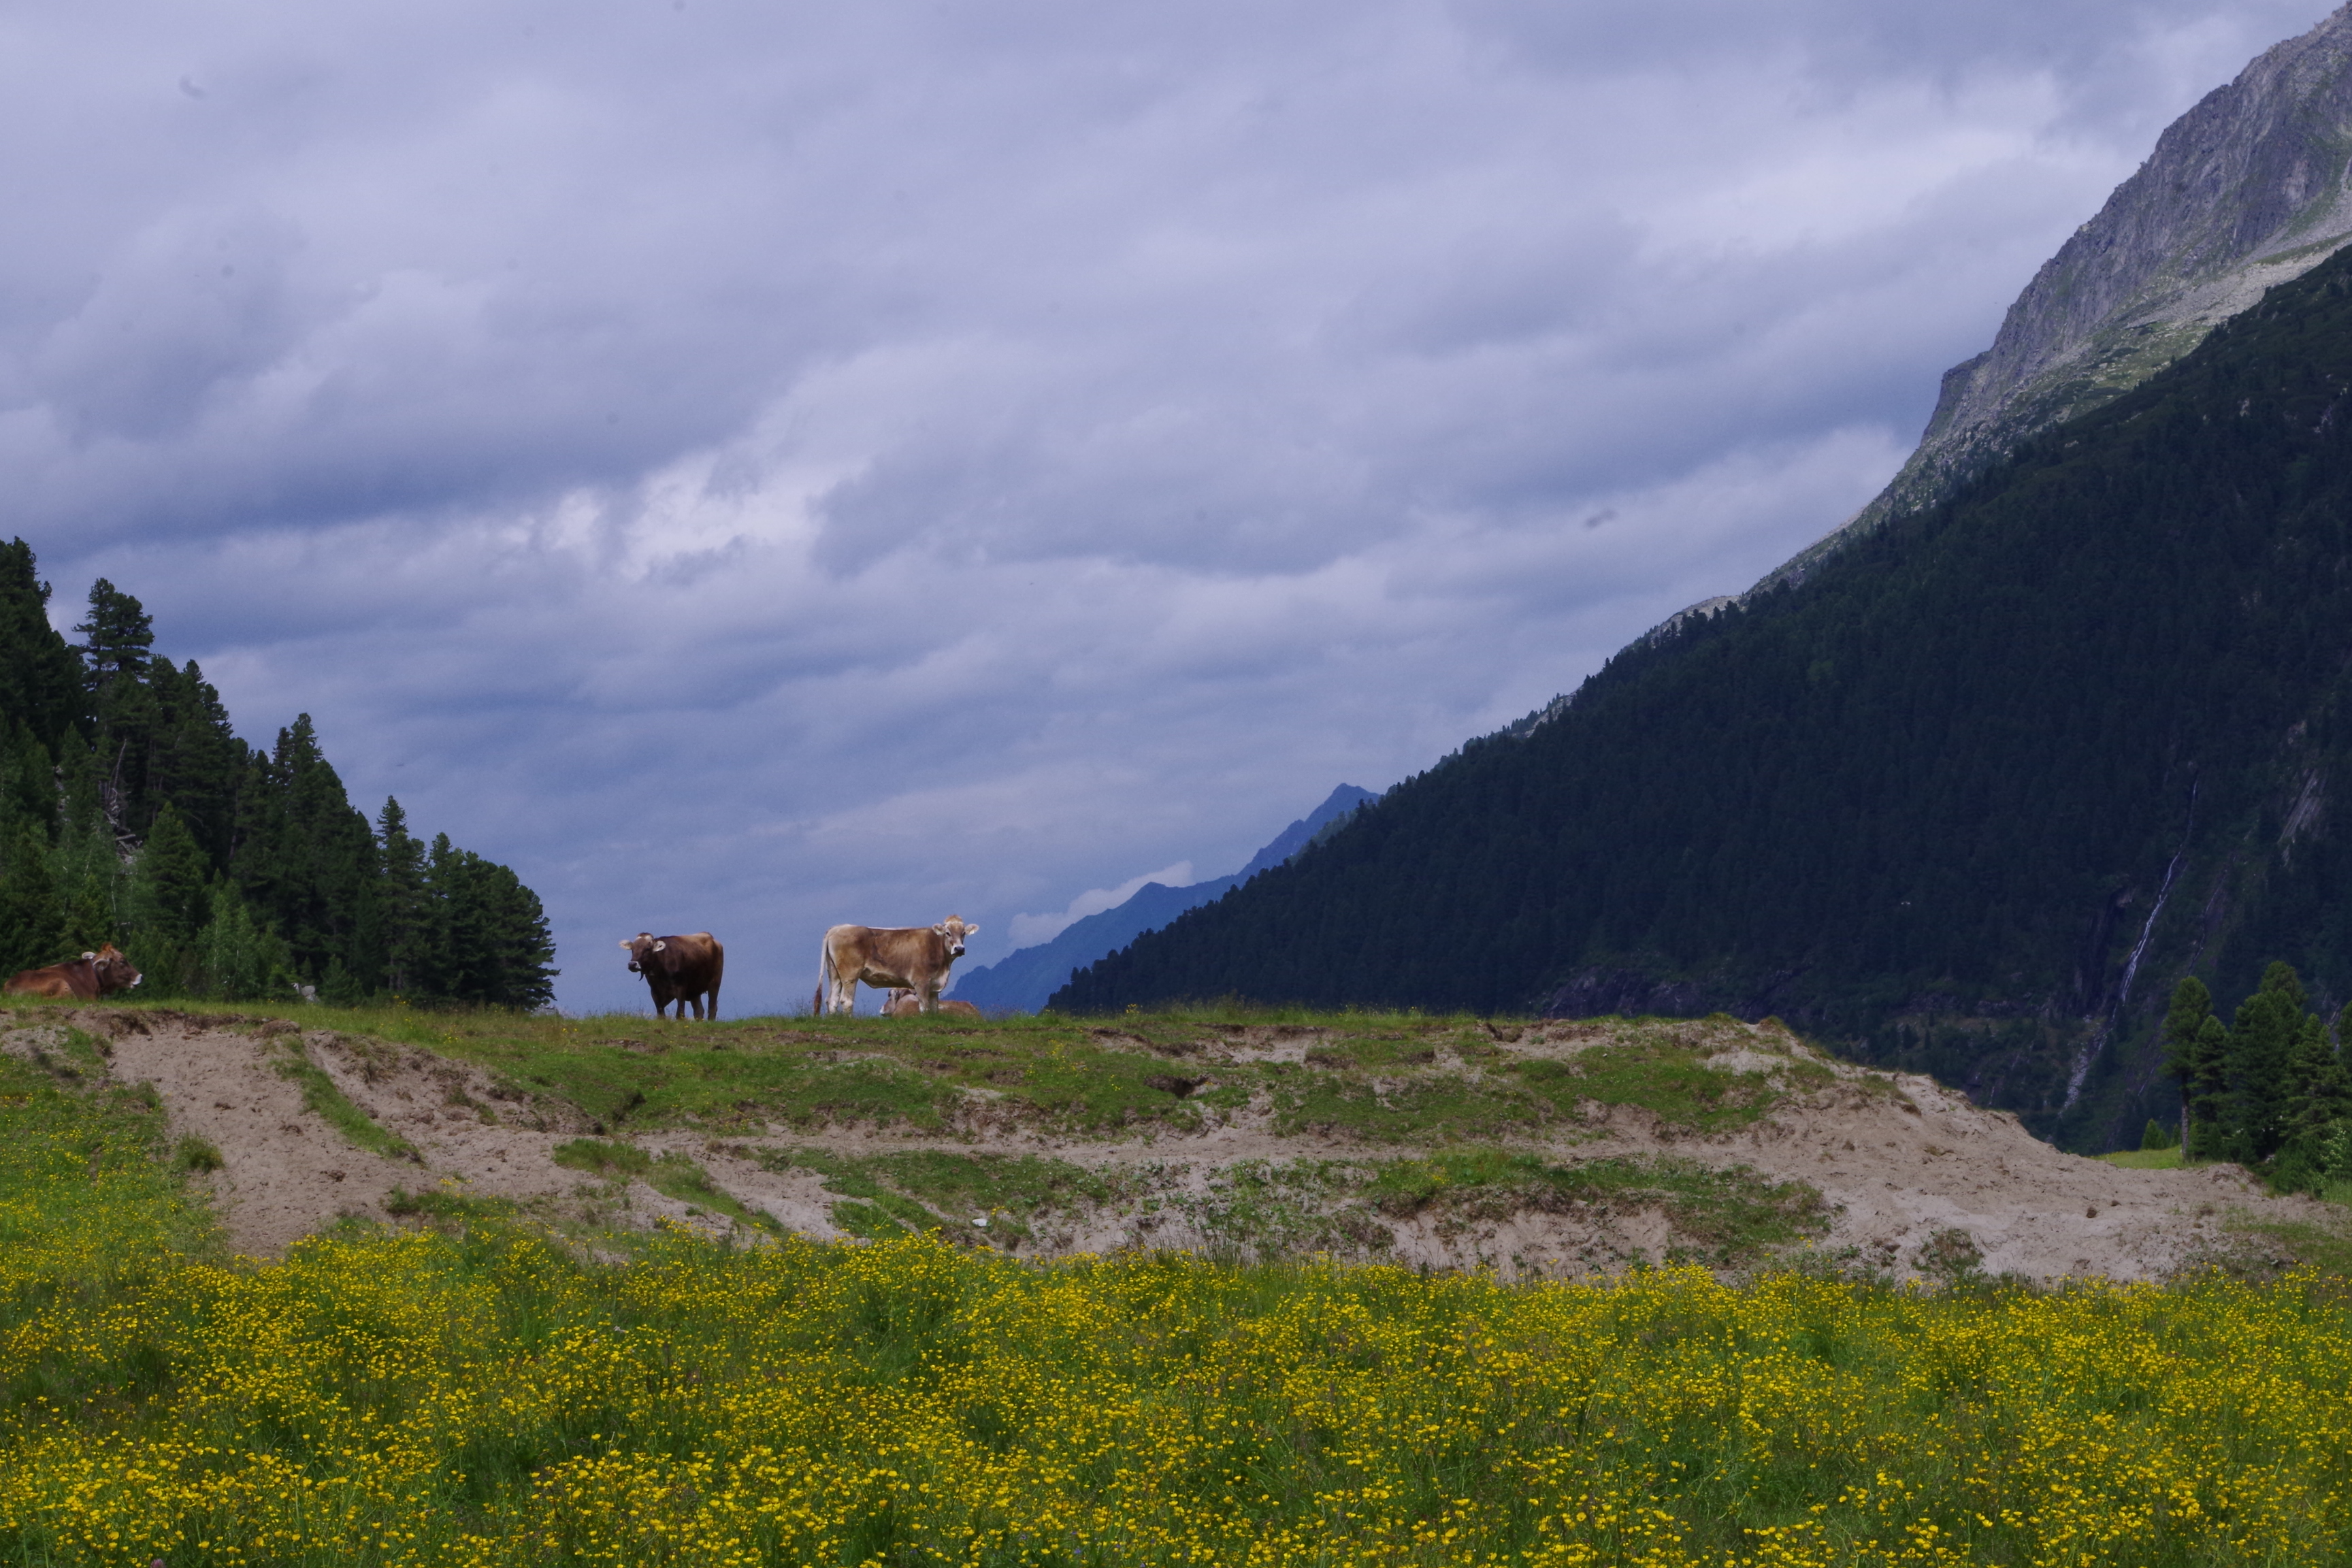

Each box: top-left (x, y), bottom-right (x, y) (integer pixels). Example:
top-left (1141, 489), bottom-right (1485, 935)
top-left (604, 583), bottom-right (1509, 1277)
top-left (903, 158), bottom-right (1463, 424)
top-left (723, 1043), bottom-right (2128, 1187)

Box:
top-left (73, 578), bottom-right (154, 691)
top-left (2228, 962), bottom-right (2310, 1162)
top-left (0, 822), bottom-right (65, 976)
top-left (0, 540), bottom-right (86, 749)
top-left (49, 826), bottom-right (120, 956)
top-left (138, 659), bottom-right (246, 862)
top-left (0, 723), bottom-right (55, 840)
top-left (193, 882), bottom-right (295, 1002)
top-left (126, 802), bottom-right (210, 989)
top-left (2186, 1017), bottom-right (2232, 1160)
top-left (427, 834), bottom-right (557, 1010)
top-left (231, 716), bottom-right (382, 987)
top-left (2164, 977), bottom-right (2219, 1152)
top-left (376, 798), bottom-right (433, 996)
top-left (2288, 1015), bottom-right (2352, 1125)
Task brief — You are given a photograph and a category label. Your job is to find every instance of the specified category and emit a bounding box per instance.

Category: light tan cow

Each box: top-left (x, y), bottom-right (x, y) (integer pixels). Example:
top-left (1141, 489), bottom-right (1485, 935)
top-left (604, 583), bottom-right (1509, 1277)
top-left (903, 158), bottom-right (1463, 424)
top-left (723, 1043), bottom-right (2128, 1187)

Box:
top-left (883, 989), bottom-right (982, 1019)
top-left (816, 917), bottom-right (978, 1015)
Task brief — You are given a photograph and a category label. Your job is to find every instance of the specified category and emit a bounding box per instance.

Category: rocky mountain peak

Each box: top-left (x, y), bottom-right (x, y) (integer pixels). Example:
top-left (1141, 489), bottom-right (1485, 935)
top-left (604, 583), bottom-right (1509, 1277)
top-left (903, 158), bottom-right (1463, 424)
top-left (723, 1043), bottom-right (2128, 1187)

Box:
top-left (1767, 2), bottom-right (2352, 584)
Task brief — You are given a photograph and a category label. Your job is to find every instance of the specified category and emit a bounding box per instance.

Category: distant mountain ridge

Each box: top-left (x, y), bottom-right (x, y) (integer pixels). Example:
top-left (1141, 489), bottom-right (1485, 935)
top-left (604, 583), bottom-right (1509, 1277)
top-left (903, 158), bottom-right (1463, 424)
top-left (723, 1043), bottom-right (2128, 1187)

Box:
top-left (951, 785), bottom-right (1374, 1013)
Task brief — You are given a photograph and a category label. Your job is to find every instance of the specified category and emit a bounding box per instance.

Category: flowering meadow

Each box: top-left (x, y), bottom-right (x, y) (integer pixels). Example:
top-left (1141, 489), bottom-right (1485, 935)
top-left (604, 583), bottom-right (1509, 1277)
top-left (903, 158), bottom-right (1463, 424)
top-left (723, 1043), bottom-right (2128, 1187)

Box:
top-left (7, 1061), bottom-right (2352, 1565)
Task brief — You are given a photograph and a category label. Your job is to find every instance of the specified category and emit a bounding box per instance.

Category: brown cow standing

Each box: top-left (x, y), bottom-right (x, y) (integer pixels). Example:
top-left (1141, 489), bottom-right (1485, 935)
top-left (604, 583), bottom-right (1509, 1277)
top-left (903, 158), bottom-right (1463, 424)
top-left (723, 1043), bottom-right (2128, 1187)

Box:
top-left (619, 932), bottom-right (724, 1019)
top-left (817, 917), bottom-right (977, 1015)
top-left (883, 989), bottom-right (982, 1019)
top-left (3, 944), bottom-right (142, 1000)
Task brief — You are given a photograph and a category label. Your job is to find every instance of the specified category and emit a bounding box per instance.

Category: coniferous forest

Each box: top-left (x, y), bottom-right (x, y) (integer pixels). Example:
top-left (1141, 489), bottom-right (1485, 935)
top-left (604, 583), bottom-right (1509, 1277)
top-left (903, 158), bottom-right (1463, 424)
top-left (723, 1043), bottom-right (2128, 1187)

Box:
top-left (1056, 243), bottom-right (2352, 1152)
top-left (0, 546), bottom-right (555, 1007)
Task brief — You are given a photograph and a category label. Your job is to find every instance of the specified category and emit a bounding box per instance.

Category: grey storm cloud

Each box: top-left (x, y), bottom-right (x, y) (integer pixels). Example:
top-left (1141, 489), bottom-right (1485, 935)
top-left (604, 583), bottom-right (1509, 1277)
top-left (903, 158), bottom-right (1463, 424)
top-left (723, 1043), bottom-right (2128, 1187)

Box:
top-left (2, 0), bottom-right (2337, 1010)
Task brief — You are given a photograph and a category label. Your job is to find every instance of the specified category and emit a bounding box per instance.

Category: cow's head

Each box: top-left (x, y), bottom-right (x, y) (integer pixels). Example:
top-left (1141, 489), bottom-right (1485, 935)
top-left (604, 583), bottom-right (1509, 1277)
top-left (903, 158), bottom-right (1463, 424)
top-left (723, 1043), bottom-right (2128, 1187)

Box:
top-left (89, 944), bottom-right (141, 993)
top-left (931, 916), bottom-right (979, 961)
top-left (619, 933), bottom-right (665, 973)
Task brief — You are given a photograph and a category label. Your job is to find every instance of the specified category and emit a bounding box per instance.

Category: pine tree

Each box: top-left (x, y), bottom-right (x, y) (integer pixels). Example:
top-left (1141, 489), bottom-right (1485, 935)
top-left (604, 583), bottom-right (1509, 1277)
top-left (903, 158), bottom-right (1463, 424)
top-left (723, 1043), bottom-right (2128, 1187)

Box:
top-left (2276, 1011), bottom-right (2352, 1171)
top-left (73, 578), bottom-right (154, 690)
top-left (427, 836), bottom-right (557, 1009)
top-left (376, 798), bottom-right (432, 996)
top-left (194, 883), bottom-right (295, 1002)
top-left (126, 802), bottom-right (210, 990)
top-left (2227, 962), bottom-right (2310, 1163)
top-left (231, 716), bottom-right (382, 988)
top-left (48, 826), bottom-right (120, 956)
top-left (2163, 977), bottom-right (2216, 1151)
top-left (2185, 1017), bottom-right (2232, 1161)
top-left (140, 658), bottom-right (246, 862)
top-left (0, 822), bottom-right (66, 977)
top-left (0, 540), bottom-right (86, 749)
top-left (0, 723), bottom-right (56, 840)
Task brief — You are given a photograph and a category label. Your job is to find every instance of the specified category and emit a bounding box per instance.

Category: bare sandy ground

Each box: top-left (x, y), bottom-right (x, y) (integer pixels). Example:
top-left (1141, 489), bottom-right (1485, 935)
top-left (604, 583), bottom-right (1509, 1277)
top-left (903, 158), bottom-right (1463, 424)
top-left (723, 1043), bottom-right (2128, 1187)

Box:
top-left (7, 1009), bottom-right (2333, 1281)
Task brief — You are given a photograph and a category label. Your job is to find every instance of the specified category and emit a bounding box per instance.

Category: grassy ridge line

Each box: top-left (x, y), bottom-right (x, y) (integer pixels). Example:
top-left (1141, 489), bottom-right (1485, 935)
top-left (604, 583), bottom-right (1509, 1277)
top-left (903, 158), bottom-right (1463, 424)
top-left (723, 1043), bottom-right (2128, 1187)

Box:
top-left (21, 998), bottom-right (1829, 1141)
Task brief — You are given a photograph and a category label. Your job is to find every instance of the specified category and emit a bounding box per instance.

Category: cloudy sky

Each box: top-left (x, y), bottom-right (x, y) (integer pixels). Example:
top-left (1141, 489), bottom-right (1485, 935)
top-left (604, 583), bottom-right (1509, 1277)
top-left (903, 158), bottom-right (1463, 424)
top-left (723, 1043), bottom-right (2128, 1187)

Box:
top-left (7, 0), bottom-right (2336, 1012)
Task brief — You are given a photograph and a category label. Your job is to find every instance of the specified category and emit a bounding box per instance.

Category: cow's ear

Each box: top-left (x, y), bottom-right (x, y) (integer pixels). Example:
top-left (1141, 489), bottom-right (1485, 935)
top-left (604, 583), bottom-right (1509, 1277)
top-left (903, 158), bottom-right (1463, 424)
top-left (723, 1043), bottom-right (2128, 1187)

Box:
top-left (965, 925), bottom-right (979, 938)
top-left (618, 941), bottom-right (635, 949)
top-left (82, 951), bottom-right (96, 960)
top-left (652, 940), bottom-right (666, 951)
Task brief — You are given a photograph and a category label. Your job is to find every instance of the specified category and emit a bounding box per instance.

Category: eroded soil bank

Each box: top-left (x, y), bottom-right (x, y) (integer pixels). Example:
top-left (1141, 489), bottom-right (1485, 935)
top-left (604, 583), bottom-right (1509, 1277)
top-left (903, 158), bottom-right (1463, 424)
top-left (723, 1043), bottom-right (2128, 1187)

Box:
top-left (3, 1004), bottom-right (2327, 1281)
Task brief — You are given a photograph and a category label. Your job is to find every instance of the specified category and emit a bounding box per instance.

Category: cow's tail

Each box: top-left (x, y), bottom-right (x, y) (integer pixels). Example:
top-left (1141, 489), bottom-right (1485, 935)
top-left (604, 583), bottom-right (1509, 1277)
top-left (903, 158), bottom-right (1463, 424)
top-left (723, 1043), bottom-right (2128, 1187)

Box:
top-left (815, 940), bottom-right (835, 1017)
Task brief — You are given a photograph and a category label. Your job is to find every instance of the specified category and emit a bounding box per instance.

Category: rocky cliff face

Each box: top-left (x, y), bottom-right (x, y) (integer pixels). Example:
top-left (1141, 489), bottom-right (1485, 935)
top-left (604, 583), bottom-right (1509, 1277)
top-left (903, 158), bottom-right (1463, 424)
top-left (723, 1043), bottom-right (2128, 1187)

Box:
top-left (1769, 3), bottom-right (2352, 583)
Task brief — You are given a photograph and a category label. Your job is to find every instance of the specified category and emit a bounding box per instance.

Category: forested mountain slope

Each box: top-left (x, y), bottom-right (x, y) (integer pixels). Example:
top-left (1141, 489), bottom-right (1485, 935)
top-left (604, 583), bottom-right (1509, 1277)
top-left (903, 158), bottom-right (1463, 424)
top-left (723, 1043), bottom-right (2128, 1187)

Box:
top-left (0, 553), bottom-right (555, 1006)
top-left (1057, 244), bottom-right (2352, 1152)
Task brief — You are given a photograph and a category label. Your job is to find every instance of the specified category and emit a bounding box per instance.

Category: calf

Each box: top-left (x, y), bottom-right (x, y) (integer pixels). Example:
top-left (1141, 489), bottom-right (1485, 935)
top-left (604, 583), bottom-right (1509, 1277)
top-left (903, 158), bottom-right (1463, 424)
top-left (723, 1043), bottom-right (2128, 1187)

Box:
top-left (619, 932), bottom-right (725, 1019)
top-left (817, 917), bottom-right (978, 1015)
top-left (883, 989), bottom-right (982, 1019)
top-left (3, 944), bottom-right (142, 1000)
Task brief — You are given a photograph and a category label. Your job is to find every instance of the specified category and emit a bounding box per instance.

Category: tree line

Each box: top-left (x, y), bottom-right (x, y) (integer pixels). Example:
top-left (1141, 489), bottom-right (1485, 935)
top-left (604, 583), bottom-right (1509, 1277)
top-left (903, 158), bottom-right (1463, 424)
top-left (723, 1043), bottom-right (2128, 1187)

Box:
top-left (2164, 964), bottom-right (2352, 1192)
top-left (0, 540), bottom-right (555, 1007)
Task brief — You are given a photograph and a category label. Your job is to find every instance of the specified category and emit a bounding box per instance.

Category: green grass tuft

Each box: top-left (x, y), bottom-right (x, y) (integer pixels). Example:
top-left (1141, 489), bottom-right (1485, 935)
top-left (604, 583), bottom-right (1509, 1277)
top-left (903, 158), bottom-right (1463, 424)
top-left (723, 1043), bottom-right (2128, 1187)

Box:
top-left (2102, 1147), bottom-right (2189, 1169)
top-left (551, 1137), bottom-right (651, 1179)
top-left (265, 1036), bottom-right (416, 1160)
top-left (553, 1138), bottom-right (777, 1232)
top-left (1362, 1149), bottom-right (1831, 1264)
top-left (170, 1135), bottom-right (223, 1174)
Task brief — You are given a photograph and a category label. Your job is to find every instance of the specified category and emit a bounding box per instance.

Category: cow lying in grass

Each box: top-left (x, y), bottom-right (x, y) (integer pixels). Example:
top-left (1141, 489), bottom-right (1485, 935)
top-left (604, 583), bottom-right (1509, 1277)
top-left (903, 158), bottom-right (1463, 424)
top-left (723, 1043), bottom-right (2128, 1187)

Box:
top-left (4, 944), bottom-right (142, 1000)
top-left (816, 917), bottom-right (977, 1015)
top-left (883, 990), bottom-right (981, 1019)
top-left (619, 932), bottom-right (725, 1019)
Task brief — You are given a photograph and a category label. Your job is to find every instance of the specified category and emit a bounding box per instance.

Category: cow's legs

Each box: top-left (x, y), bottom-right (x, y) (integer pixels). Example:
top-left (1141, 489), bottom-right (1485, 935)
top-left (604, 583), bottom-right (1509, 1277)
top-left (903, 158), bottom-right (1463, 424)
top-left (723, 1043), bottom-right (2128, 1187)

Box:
top-left (704, 987), bottom-right (719, 1022)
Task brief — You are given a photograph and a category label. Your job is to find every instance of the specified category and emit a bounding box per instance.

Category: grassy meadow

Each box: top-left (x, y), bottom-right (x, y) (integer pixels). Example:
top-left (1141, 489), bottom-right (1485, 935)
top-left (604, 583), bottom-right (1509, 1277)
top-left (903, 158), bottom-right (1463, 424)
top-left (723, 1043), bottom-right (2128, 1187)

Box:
top-left (5, 1007), bottom-right (2352, 1563)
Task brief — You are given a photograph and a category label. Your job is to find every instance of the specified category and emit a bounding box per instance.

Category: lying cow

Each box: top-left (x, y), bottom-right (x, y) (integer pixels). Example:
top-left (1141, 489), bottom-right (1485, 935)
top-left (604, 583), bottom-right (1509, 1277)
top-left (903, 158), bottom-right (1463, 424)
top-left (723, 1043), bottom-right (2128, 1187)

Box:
top-left (817, 917), bottom-right (978, 1015)
top-left (619, 932), bottom-right (725, 1019)
top-left (3, 943), bottom-right (142, 1000)
top-left (883, 988), bottom-right (982, 1019)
